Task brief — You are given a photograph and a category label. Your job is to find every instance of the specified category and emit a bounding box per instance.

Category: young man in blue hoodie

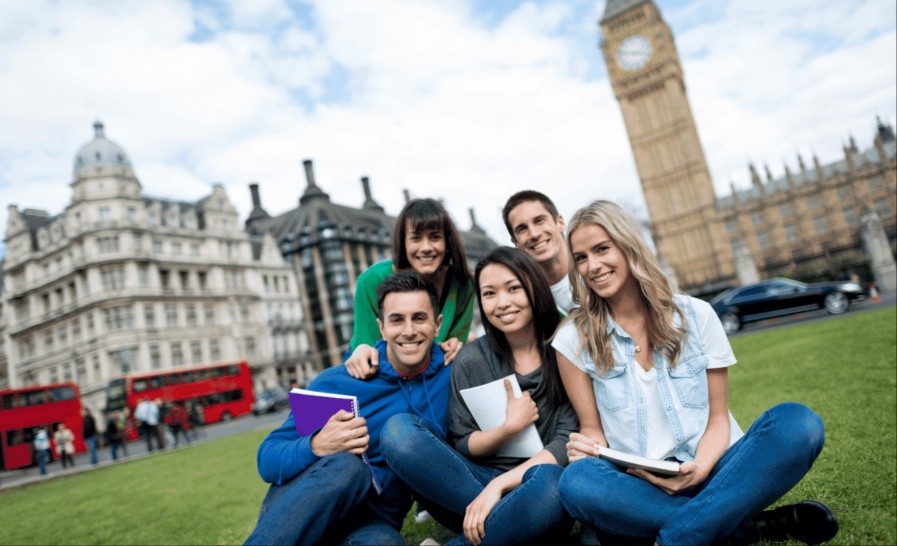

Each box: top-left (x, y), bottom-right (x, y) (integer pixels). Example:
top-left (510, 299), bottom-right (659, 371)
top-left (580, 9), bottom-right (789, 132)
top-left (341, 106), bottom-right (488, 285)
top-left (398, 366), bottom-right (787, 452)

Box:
top-left (246, 271), bottom-right (452, 545)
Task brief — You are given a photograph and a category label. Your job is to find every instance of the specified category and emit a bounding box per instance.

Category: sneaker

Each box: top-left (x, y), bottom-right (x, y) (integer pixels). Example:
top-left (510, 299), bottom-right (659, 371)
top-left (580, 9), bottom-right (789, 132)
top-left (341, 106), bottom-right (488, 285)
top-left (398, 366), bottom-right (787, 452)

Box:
top-left (420, 539), bottom-right (441, 546)
top-left (746, 500), bottom-right (838, 545)
top-left (414, 510), bottom-right (433, 524)
top-left (579, 523), bottom-right (601, 546)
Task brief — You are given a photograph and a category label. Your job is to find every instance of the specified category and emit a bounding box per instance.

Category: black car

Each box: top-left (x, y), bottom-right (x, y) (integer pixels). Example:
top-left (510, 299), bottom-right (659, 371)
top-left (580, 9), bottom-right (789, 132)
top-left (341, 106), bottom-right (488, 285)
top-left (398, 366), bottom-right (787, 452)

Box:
top-left (711, 278), bottom-right (866, 335)
top-left (252, 386), bottom-right (290, 415)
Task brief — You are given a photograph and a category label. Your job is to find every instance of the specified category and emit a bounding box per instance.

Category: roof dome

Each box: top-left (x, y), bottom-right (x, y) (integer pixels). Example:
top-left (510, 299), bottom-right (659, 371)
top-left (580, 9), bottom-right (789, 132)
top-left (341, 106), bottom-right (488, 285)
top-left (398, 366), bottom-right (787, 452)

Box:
top-left (73, 120), bottom-right (133, 174)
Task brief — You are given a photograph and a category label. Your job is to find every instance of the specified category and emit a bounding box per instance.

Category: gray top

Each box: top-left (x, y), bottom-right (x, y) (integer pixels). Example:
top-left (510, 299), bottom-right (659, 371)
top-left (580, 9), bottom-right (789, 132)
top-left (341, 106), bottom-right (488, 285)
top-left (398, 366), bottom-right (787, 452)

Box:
top-left (448, 337), bottom-right (579, 471)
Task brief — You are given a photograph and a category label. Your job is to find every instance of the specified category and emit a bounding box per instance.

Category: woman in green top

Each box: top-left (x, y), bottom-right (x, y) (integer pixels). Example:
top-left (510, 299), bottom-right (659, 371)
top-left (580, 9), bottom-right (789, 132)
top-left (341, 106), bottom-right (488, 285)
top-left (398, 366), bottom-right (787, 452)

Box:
top-left (345, 198), bottom-right (476, 378)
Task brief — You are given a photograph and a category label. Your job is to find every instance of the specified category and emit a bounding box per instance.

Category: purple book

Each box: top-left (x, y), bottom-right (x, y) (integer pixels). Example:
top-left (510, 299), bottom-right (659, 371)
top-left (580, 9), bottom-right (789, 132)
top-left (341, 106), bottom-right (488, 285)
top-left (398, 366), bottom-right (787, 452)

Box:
top-left (289, 388), bottom-right (382, 494)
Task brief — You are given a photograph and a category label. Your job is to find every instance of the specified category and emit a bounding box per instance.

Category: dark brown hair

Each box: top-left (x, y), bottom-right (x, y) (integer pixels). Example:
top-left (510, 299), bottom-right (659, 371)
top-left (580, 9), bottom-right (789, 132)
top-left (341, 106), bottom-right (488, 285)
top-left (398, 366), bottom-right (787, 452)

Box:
top-left (501, 190), bottom-right (561, 239)
top-left (392, 198), bottom-right (471, 283)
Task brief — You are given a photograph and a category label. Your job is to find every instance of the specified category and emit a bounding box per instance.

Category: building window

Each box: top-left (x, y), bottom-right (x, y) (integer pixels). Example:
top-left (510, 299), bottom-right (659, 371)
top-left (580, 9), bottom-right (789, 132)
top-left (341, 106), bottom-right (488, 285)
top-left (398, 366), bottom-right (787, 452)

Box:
top-left (190, 340), bottom-right (203, 364)
top-left (58, 324), bottom-right (68, 345)
top-left (172, 242), bottom-right (182, 255)
top-left (97, 236), bottom-right (119, 253)
top-left (842, 208), bottom-right (858, 226)
top-left (283, 276), bottom-right (290, 293)
top-left (750, 212), bottom-right (763, 227)
top-left (198, 271), bottom-right (207, 291)
top-left (171, 342), bottom-right (184, 367)
top-left (240, 303), bottom-right (250, 322)
top-left (144, 304), bottom-right (156, 328)
top-left (778, 204), bottom-right (791, 218)
top-left (875, 198), bottom-right (891, 218)
top-left (75, 359), bottom-right (86, 385)
top-left (72, 318), bottom-right (81, 339)
top-left (87, 313), bottom-right (95, 334)
top-left (99, 207), bottom-right (112, 223)
top-left (179, 270), bottom-right (190, 290)
top-left (160, 269), bottom-right (170, 289)
top-left (165, 304), bottom-right (178, 327)
top-left (245, 336), bottom-right (257, 358)
top-left (837, 187), bottom-right (851, 200)
top-left (263, 275), bottom-right (270, 293)
top-left (190, 243), bottom-right (200, 257)
top-left (153, 239), bottom-right (163, 253)
top-left (812, 215), bottom-right (828, 234)
top-left (757, 232), bottom-right (771, 250)
top-left (204, 303), bottom-right (215, 324)
top-left (133, 234), bottom-right (143, 252)
top-left (104, 305), bottom-right (134, 331)
top-left (110, 347), bottom-right (136, 374)
top-left (138, 265), bottom-right (149, 286)
top-left (868, 177), bottom-right (883, 192)
top-left (186, 304), bottom-right (197, 326)
top-left (784, 224), bottom-right (799, 243)
top-left (100, 267), bottom-right (125, 290)
top-left (45, 330), bottom-right (54, 352)
top-left (807, 196), bottom-right (821, 209)
top-left (209, 339), bottom-right (221, 361)
top-left (127, 207), bottom-right (136, 222)
top-left (150, 345), bottom-right (161, 369)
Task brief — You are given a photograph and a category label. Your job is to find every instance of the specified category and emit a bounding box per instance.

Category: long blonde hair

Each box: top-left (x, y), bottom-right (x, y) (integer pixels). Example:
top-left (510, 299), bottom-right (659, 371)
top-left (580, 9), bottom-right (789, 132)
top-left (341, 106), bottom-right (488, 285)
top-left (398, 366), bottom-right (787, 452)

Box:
top-left (561, 200), bottom-right (686, 376)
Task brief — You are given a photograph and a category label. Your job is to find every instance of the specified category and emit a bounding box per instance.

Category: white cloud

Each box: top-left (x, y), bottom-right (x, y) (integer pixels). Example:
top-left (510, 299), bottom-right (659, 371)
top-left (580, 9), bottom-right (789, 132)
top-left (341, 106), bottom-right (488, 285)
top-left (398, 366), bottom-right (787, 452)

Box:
top-left (0, 0), bottom-right (894, 257)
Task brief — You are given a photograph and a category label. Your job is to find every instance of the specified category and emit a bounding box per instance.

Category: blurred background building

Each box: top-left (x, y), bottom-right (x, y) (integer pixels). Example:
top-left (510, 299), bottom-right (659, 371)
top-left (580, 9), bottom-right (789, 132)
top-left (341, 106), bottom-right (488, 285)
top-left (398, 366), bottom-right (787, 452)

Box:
top-left (0, 122), bottom-right (498, 410)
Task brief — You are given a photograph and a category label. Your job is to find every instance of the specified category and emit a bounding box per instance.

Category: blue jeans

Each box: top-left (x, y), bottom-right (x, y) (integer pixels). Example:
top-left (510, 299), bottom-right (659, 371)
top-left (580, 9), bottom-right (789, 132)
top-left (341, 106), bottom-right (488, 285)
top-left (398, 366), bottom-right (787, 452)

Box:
top-left (86, 435), bottom-right (98, 465)
top-left (38, 450), bottom-right (48, 475)
top-left (381, 413), bottom-right (573, 546)
top-left (559, 402), bottom-right (825, 546)
top-left (245, 452), bottom-right (403, 546)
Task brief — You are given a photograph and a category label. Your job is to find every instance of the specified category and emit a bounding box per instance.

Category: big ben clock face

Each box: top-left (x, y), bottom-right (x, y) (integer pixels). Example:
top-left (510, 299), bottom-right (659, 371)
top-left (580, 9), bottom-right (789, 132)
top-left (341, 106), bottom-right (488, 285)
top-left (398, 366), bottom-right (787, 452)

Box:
top-left (617, 35), bottom-right (652, 71)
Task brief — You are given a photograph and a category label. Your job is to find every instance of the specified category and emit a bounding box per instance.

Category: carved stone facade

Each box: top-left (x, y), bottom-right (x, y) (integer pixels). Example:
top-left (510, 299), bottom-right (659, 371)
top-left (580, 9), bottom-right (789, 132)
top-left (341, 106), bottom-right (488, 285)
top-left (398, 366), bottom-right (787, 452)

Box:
top-left (600, 1), bottom-right (897, 293)
top-left (1, 122), bottom-right (295, 413)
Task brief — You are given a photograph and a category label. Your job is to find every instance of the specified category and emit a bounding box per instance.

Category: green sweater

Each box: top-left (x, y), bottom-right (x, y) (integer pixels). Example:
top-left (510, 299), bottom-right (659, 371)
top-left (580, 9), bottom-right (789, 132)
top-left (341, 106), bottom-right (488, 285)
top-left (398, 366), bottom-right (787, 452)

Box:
top-left (349, 260), bottom-right (476, 350)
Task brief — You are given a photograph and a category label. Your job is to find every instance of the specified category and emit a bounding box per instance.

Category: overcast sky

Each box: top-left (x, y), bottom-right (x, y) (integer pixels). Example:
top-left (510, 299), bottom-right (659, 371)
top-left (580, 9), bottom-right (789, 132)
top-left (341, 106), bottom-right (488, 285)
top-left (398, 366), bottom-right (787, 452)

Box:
top-left (1, 0), bottom-right (895, 256)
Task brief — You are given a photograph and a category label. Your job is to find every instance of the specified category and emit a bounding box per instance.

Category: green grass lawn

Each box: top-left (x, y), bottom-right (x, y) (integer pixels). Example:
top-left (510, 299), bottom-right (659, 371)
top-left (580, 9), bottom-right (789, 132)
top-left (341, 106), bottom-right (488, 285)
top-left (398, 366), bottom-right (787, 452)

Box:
top-left (1, 308), bottom-right (894, 545)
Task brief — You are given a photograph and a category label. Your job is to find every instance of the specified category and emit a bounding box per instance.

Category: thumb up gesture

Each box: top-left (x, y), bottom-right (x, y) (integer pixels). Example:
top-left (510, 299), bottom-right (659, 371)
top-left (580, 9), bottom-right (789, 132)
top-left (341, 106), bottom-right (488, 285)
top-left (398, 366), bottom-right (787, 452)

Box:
top-left (502, 378), bottom-right (538, 435)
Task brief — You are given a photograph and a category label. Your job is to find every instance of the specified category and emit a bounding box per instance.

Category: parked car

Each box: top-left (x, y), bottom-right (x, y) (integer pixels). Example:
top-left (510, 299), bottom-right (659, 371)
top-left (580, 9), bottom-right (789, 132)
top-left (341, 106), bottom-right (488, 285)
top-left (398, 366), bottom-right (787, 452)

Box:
top-left (711, 278), bottom-right (866, 335)
top-left (252, 386), bottom-right (290, 415)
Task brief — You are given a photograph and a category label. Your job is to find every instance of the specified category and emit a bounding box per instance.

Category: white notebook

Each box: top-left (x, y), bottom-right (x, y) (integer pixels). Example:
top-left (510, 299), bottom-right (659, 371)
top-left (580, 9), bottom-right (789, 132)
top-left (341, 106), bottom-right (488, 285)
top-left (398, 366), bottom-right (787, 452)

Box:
top-left (459, 374), bottom-right (544, 458)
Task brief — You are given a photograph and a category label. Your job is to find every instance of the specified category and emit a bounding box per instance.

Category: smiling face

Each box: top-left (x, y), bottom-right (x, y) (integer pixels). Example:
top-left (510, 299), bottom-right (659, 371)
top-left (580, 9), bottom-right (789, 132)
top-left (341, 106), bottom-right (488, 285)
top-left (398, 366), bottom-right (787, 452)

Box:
top-left (478, 263), bottom-right (534, 337)
top-left (507, 200), bottom-right (566, 267)
top-left (404, 222), bottom-right (447, 277)
top-left (377, 290), bottom-right (442, 374)
top-left (569, 223), bottom-right (638, 305)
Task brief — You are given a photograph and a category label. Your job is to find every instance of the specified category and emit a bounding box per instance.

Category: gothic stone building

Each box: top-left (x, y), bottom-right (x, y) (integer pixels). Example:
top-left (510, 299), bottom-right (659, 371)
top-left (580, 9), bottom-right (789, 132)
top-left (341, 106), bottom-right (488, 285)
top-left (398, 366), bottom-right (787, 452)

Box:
top-left (248, 159), bottom-right (498, 374)
top-left (600, 0), bottom-right (896, 294)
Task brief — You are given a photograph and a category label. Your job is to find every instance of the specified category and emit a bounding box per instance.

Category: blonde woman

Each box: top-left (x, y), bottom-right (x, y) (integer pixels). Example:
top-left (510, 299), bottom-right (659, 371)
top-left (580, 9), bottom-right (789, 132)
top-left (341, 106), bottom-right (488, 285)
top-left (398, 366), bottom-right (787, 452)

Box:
top-left (552, 200), bottom-right (837, 545)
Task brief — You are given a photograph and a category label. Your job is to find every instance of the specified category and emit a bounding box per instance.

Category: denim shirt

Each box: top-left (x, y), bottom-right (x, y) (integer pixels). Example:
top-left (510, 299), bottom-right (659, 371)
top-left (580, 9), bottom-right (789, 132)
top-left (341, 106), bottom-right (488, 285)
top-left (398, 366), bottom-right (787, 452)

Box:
top-left (553, 295), bottom-right (743, 462)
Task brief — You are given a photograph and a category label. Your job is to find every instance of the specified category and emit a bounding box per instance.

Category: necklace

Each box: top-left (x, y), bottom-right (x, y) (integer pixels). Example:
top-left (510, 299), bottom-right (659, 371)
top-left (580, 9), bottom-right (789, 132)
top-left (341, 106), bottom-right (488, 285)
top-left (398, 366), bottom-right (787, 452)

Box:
top-left (634, 331), bottom-right (646, 353)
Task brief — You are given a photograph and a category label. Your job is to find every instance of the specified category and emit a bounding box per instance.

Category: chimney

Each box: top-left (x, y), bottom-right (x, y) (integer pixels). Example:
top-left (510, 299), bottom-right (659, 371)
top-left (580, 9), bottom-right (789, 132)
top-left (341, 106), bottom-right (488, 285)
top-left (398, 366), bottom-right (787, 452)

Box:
top-left (403, 189), bottom-right (411, 203)
top-left (361, 177), bottom-right (384, 213)
top-left (469, 208), bottom-right (486, 235)
top-left (250, 183), bottom-right (262, 208)
top-left (303, 159), bottom-right (317, 188)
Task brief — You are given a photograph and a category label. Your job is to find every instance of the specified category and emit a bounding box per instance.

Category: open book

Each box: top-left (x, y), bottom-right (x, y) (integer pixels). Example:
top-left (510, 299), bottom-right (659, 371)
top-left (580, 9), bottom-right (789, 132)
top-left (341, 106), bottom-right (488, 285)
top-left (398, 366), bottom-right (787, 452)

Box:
top-left (288, 388), bottom-right (382, 494)
top-left (459, 374), bottom-right (544, 458)
top-left (598, 445), bottom-right (680, 476)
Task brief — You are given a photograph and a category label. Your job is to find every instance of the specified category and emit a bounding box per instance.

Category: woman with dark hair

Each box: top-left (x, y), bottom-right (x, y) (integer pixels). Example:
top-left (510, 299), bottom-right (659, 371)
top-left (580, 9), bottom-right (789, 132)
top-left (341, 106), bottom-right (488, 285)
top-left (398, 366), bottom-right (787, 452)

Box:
top-left (346, 198), bottom-right (476, 376)
top-left (381, 247), bottom-right (577, 545)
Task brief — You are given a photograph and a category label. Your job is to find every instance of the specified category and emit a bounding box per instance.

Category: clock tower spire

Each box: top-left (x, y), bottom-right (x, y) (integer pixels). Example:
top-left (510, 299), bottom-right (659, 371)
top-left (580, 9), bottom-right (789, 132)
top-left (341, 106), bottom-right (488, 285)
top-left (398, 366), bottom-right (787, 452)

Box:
top-left (600, 1), bottom-right (735, 291)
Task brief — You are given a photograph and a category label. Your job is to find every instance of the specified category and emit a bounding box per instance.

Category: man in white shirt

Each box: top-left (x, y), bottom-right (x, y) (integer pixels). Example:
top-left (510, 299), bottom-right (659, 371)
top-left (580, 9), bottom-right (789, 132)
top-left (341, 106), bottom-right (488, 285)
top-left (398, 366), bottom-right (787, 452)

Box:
top-left (502, 191), bottom-right (574, 314)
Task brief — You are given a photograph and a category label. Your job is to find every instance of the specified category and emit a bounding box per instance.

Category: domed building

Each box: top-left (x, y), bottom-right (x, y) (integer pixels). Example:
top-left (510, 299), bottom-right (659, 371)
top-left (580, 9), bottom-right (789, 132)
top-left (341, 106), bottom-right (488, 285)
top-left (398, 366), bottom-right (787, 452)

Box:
top-left (2, 122), bottom-right (297, 414)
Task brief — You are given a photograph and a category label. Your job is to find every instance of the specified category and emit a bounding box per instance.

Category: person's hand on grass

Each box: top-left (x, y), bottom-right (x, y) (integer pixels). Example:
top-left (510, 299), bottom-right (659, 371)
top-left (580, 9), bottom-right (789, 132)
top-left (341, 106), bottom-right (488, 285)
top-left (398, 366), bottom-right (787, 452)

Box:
top-left (310, 410), bottom-right (369, 456)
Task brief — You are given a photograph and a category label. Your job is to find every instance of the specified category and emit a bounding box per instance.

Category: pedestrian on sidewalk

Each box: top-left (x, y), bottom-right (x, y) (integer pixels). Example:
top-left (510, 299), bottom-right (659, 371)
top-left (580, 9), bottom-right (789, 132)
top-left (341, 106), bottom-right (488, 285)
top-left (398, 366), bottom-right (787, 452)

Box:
top-left (166, 402), bottom-right (191, 447)
top-left (106, 411), bottom-right (125, 460)
top-left (53, 423), bottom-right (76, 469)
top-left (135, 397), bottom-right (162, 452)
top-left (33, 427), bottom-right (51, 475)
top-left (81, 407), bottom-right (99, 465)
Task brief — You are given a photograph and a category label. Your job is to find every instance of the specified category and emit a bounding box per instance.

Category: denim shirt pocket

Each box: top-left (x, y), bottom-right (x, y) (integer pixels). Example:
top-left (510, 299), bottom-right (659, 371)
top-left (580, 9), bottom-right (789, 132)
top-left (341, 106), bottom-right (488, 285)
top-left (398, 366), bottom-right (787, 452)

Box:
top-left (668, 355), bottom-right (709, 409)
top-left (595, 363), bottom-right (629, 413)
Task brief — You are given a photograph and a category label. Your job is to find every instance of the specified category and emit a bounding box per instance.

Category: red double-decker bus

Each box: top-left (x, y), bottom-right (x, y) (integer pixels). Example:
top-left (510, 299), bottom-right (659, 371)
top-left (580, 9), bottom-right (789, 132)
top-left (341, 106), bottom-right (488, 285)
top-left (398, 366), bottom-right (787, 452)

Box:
top-left (105, 361), bottom-right (254, 432)
top-left (0, 383), bottom-right (86, 471)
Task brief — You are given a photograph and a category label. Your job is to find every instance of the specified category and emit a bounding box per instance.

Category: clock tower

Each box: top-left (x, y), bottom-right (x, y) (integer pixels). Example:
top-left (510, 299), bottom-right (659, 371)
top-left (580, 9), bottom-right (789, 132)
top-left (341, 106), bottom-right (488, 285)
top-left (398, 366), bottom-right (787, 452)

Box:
top-left (600, 0), bottom-right (734, 291)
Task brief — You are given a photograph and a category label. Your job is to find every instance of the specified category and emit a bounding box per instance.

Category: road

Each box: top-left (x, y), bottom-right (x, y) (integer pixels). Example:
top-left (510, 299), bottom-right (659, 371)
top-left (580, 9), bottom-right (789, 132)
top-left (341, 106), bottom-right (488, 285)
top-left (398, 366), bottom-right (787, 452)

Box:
top-left (0, 407), bottom-right (291, 491)
top-left (726, 292), bottom-right (896, 338)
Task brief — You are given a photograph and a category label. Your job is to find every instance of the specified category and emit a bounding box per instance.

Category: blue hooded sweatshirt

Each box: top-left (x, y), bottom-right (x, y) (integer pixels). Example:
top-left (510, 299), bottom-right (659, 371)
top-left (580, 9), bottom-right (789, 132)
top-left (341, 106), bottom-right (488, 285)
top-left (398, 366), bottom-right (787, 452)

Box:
top-left (256, 339), bottom-right (450, 528)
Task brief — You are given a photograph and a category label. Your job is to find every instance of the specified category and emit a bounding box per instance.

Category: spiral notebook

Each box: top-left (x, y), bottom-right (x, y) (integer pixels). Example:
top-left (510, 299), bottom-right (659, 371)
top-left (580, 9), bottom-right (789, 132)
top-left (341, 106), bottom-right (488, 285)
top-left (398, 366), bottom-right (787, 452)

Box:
top-left (288, 388), bottom-right (382, 494)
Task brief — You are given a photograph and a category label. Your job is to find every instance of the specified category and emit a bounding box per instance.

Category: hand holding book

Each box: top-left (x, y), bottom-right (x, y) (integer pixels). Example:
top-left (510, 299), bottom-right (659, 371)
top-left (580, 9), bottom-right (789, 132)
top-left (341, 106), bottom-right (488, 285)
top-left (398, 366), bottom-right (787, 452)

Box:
top-left (309, 410), bottom-right (369, 457)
